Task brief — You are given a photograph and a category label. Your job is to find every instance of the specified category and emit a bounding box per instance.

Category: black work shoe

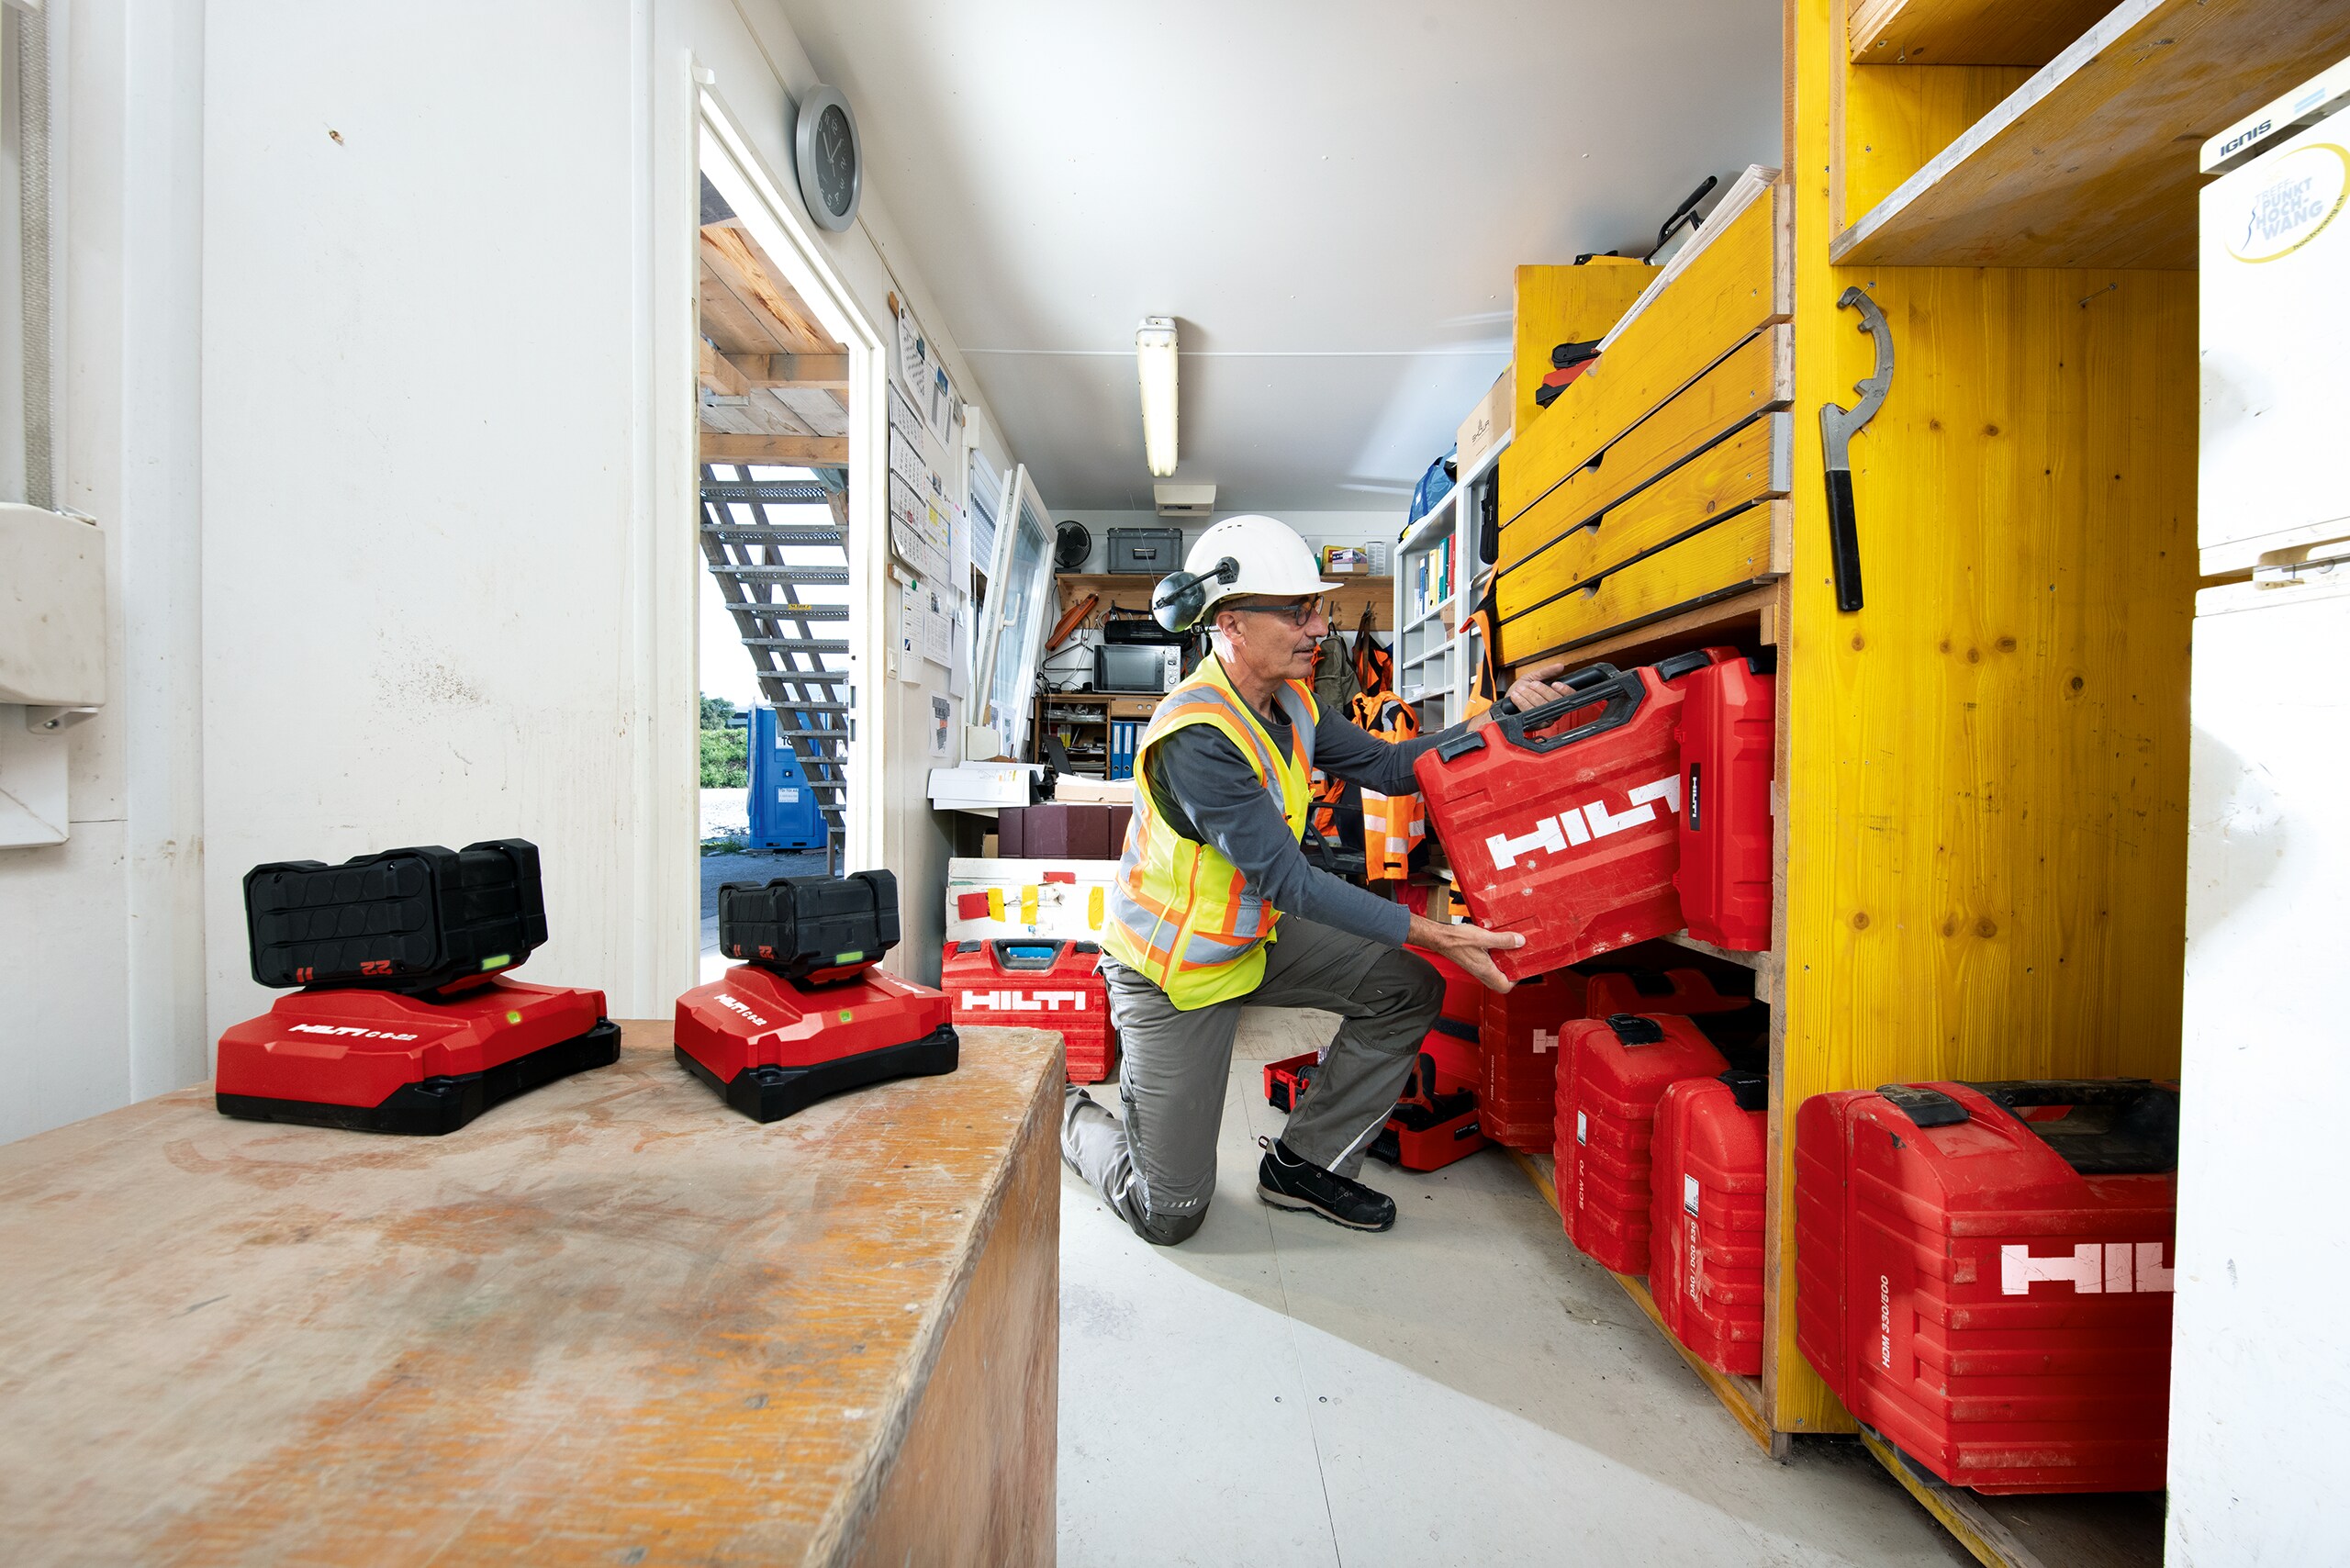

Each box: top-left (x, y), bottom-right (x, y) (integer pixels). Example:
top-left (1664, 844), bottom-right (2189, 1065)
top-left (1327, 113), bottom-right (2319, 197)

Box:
top-left (1256, 1136), bottom-right (1396, 1232)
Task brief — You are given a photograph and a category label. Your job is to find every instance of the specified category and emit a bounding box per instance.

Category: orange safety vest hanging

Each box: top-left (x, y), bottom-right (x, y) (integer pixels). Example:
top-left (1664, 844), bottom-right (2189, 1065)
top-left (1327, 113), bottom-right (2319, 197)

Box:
top-left (1346, 689), bottom-right (1427, 880)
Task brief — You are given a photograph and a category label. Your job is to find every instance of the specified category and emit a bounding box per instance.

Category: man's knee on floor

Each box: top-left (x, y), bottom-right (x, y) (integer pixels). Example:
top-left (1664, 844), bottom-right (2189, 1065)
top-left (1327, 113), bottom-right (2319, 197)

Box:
top-left (1133, 1204), bottom-right (1207, 1247)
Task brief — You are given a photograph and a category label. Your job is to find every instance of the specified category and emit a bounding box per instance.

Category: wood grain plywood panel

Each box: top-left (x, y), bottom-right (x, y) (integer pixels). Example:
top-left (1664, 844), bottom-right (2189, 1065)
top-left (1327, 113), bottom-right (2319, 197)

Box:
top-left (1498, 326), bottom-right (1793, 577)
top-left (1497, 501), bottom-right (1785, 667)
top-left (1509, 263), bottom-right (1657, 444)
top-left (1500, 413), bottom-right (1791, 623)
top-left (1503, 188), bottom-right (1791, 525)
top-left (1840, 64), bottom-right (2034, 232)
top-left (0, 1023), bottom-right (1063, 1566)
top-left (1848, 0), bottom-right (2115, 65)
top-left (1832, 0), bottom-right (2350, 268)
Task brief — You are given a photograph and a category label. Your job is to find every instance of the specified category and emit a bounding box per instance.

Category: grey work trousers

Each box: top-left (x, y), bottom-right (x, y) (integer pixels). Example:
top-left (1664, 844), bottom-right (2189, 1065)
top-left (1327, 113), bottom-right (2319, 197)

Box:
top-left (1060, 917), bottom-right (1443, 1246)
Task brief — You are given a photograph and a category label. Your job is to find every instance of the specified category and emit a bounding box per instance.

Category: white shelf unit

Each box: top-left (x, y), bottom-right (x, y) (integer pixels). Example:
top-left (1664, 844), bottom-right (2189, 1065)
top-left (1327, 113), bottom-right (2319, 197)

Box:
top-left (1393, 433), bottom-right (1505, 727)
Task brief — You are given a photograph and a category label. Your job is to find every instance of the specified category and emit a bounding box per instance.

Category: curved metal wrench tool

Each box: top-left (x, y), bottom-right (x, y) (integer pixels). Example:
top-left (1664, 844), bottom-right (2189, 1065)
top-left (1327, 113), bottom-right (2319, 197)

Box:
top-left (1818, 286), bottom-right (1893, 612)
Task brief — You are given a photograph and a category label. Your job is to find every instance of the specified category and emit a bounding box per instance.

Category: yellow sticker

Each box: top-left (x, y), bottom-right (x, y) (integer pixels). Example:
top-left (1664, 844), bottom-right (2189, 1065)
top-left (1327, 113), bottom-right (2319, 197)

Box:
top-left (1088, 886), bottom-right (1105, 929)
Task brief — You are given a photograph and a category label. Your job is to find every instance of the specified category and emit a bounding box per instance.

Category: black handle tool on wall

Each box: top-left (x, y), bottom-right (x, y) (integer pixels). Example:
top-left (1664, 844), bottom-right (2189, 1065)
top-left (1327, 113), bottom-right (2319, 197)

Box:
top-left (1818, 286), bottom-right (1893, 613)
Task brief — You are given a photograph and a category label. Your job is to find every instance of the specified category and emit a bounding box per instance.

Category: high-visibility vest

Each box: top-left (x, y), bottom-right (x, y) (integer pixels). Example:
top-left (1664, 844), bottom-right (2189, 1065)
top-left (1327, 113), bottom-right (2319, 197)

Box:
top-left (1348, 689), bottom-right (1426, 880)
top-left (1102, 655), bottom-right (1319, 1010)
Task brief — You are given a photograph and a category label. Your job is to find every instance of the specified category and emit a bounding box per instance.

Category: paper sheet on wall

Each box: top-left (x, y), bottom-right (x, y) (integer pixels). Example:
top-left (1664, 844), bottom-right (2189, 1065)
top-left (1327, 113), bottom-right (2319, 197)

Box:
top-left (946, 604), bottom-right (970, 699)
top-left (896, 577), bottom-right (923, 685)
top-left (893, 304), bottom-right (932, 411)
top-left (887, 474), bottom-right (930, 574)
top-left (923, 580), bottom-right (953, 667)
top-left (929, 695), bottom-right (953, 758)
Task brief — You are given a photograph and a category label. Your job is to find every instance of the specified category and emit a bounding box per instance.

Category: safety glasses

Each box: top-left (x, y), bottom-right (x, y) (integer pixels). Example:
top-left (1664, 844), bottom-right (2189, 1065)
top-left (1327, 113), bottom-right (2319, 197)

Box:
top-left (1225, 596), bottom-right (1326, 629)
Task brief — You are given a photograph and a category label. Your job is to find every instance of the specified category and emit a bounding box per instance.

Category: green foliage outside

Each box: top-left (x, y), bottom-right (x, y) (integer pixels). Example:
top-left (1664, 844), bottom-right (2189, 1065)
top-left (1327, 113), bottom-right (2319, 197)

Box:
top-left (699, 693), bottom-right (747, 787)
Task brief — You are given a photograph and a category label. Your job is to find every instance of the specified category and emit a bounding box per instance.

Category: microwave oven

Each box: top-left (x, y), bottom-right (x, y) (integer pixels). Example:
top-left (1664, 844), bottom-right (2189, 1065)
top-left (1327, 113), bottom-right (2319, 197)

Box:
top-left (1094, 644), bottom-right (1182, 693)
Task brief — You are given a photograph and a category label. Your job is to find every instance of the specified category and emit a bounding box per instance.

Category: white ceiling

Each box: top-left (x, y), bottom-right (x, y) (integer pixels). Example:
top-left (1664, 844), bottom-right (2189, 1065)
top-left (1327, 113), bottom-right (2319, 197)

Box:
top-left (780, 1), bottom-right (1782, 513)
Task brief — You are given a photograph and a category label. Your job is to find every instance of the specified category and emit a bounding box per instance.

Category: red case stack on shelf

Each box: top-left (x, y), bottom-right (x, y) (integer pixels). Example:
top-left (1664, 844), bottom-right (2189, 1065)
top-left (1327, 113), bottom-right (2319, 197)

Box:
top-left (942, 938), bottom-right (1115, 1083)
top-left (1583, 967), bottom-right (1747, 1023)
top-left (1793, 1079), bottom-right (2180, 1495)
top-left (1673, 652), bottom-right (1778, 951)
top-left (1477, 969), bottom-right (1586, 1150)
top-left (1414, 653), bottom-right (1722, 980)
top-left (1553, 1013), bottom-right (1728, 1272)
top-left (1649, 1070), bottom-right (1771, 1376)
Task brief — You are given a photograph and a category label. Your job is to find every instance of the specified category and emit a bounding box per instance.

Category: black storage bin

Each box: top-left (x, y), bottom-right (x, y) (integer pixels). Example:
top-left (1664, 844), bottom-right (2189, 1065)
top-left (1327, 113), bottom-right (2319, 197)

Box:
top-left (245, 839), bottom-right (548, 991)
top-left (1108, 526), bottom-right (1183, 576)
top-left (719, 869), bottom-right (901, 979)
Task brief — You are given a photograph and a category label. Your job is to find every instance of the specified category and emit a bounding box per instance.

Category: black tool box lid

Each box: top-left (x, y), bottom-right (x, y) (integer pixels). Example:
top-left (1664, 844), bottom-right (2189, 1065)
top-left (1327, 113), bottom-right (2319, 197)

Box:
top-left (719, 869), bottom-right (901, 980)
top-left (244, 839), bottom-right (548, 992)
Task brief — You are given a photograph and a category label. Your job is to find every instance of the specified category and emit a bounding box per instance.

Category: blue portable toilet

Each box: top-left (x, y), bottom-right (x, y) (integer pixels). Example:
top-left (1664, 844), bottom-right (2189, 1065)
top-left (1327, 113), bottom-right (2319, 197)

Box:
top-left (747, 706), bottom-right (829, 850)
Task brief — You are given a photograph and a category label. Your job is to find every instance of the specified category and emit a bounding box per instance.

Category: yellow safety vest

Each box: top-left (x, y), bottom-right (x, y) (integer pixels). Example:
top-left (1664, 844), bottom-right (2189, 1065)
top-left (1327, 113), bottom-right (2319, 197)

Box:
top-left (1102, 655), bottom-right (1319, 1010)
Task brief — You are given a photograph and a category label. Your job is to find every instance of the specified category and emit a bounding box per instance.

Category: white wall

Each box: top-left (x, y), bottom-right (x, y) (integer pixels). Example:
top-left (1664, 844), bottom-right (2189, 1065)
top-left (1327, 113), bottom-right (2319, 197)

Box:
top-left (0, 0), bottom-right (1024, 1141)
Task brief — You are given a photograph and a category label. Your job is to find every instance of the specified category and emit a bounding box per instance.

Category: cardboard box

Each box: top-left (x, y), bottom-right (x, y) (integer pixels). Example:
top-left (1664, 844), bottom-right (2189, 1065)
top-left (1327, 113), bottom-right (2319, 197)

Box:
top-left (1457, 366), bottom-right (1513, 473)
top-left (999, 803), bottom-right (1113, 860)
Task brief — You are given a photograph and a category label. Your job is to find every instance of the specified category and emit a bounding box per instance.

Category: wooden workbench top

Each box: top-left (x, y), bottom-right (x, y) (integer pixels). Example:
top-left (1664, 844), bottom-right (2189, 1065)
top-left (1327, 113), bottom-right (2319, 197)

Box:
top-left (0, 1020), bottom-right (1062, 1567)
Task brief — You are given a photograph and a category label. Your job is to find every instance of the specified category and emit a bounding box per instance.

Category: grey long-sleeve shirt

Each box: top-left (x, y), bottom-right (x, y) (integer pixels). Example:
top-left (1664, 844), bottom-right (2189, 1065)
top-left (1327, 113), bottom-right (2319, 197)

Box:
top-left (1143, 698), bottom-right (1460, 948)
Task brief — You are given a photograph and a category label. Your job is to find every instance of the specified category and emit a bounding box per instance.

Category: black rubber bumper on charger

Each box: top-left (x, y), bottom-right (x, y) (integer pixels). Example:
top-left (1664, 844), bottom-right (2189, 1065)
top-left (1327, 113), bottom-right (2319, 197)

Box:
top-left (677, 1023), bottom-right (961, 1123)
top-left (216, 1018), bottom-right (623, 1136)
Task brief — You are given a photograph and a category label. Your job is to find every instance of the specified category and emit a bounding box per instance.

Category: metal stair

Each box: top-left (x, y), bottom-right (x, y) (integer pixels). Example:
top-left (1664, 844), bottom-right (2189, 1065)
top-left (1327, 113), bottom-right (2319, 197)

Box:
top-left (699, 466), bottom-right (851, 856)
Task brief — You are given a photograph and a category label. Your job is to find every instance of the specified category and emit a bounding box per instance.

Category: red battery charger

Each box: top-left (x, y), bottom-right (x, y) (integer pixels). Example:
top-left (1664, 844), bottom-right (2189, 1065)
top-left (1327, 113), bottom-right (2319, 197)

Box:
top-left (1674, 651), bottom-right (1777, 951)
top-left (674, 870), bottom-right (957, 1122)
top-left (1795, 1079), bottom-right (2179, 1495)
top-left (1415, 652), bottom-right (1724, 979)
top-left (1553, 1012), bottom-right (1728, 1272)
top-left (214, 839), bottom-right (619, 1135)
top-left (1650, 1069), bottom-right (1770, 1376)
top-left (943, 937), bottom-right (1116, 1084)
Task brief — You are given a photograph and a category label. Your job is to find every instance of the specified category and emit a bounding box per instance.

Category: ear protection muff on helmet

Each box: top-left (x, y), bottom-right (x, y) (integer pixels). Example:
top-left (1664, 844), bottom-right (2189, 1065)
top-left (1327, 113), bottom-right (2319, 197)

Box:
top-left (1150, 556), bottom-right (1239, 633)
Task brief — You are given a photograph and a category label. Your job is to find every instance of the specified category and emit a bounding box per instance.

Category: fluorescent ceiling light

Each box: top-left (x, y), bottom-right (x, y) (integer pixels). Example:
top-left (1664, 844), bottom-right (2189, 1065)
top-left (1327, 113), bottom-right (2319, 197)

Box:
top-left (1136, 316), bottom-right (1179, 477)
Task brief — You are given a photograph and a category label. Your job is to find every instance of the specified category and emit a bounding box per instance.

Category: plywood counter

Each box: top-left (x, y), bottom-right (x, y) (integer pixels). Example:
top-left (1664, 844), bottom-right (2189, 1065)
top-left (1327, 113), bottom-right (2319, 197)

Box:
top-left (0, 1020), bottom-right (1062, 1566)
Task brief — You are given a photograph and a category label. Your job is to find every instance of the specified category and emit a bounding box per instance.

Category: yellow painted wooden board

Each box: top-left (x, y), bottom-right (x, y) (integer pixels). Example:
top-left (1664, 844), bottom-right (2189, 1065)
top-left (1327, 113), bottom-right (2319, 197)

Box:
top-left (0, 1023), bottom-right (1063, 1566)
top-left (1779, 0), bottom-right (2198, 1440)
top-left (1499, 412), bottom-right (1791, 622)
top-left (1499, 325), bottom-right (1793, 577)
top-left (1510, 263), bottom-right (1655, 442)
top-left (1497, 501), bottom-right (1785, 666)
top-left (1832, 0), bottom-right (2350, 267)
top-left (1503, 187), bottom-right (1791, 525)
top-left (1848, 0), bottom-right (2114, 65)
top-left (1839, 65), bottom-right (2032, 233)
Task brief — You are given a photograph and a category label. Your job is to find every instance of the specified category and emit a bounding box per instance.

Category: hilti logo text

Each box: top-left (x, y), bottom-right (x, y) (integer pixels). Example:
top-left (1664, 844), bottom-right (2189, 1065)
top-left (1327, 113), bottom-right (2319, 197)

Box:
top-left (714, 993), bottom-right (770, 1027)
top-left (287, 1024), bottom-right (420, 1041)
top-left (1485, 775), bottom-right (1681, 869)
top-left (2001, 1243), bottom-right (2175, 1295)
top-left (962, 991), bottom-right (1090, 1013)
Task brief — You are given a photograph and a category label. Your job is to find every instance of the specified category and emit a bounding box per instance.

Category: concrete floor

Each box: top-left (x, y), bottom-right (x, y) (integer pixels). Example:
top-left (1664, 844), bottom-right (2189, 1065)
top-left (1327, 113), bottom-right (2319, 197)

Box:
top-left (1057, 1007), bottom-right (1972, 1568)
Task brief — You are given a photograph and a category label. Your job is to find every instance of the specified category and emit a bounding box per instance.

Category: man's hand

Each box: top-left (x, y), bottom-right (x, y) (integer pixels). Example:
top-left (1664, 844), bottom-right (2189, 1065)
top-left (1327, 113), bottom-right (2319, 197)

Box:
top-left (1471, 659), bottom-right (1587, 728)
top-left (1407, 912), bottom-right (1523, 992)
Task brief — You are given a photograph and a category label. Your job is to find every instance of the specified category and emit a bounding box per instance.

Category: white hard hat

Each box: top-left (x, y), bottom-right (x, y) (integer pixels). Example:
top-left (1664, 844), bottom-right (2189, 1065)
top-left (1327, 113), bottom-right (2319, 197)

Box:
top-left (1184, 514), bottom-right (1337, 616)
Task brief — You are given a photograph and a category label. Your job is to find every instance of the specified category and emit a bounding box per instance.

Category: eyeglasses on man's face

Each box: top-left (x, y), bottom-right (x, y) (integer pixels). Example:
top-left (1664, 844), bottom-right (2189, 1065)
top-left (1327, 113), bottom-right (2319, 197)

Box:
top-left (1225, 597), bottom-right (1326, 629)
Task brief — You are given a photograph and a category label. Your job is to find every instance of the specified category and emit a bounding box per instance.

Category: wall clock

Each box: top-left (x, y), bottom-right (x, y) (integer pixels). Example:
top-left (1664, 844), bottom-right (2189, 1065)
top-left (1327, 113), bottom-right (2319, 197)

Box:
top-left (793, 84), bottom-right (862, 232)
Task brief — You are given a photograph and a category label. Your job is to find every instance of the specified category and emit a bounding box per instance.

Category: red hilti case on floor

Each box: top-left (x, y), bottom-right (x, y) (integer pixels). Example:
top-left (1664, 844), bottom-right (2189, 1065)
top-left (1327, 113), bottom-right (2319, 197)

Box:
top-left (1265, 1050), bottom-right (1320, 1113)
top-left (1478, 969), bottom-right (1587, 1151)
top-left (1414, 653), bottom-right (1721, 979)
top-left (942, 938), bottom-right (1115, 1083)
top-left (1368, 1052), bottom-right (1488, 1172)
top-left (1795, 1079), bottom-right (2180, 1494)
top-left (1792, 1088), bottom-right (1866, 1401)
top-left (1650, 1070), bottom-right (1770, 1376)
top-left (1553, 1013), bottom-right (1728, 1272)
top-left (1673, 652), bottom-right (1776, 951)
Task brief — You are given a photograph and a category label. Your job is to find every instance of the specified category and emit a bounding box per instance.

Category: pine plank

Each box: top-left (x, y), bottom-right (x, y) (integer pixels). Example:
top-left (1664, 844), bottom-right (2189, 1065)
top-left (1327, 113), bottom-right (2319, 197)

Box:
top-left (1499, 413), bottom-right (1791, 623)
top-left (1495, 501), bottom-right (1785, 667)
top-left (1832, 0), bottom-right (2350, 268)
top-left (1499, 326), bottom-right (1792, 576)
top-left (1848, 0), bottom-right (2115, 65)
top-left (1502, 186), bottom-right (1790, 525)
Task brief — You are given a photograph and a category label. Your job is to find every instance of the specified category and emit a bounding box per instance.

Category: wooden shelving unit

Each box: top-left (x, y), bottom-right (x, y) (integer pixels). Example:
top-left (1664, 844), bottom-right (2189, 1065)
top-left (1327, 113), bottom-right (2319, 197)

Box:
top-left (1832, 0), bottom-right (2350, 268)
top-left (1846, 0), bottom-right (2114, 65)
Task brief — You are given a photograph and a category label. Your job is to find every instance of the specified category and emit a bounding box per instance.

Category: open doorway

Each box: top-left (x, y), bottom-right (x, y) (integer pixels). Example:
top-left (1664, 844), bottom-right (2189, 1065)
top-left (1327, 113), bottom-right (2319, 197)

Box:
top-left (694, 129), bottom-right (864, 980)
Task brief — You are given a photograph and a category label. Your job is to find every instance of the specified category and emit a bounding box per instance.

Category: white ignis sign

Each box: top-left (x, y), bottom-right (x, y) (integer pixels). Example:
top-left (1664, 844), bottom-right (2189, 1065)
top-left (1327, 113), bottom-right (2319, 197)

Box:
top-left (2000, 1242), bottom-right (2176, 1295)
top-left (2223, 143), bottom-right (2349, 262)
top-left (961, 990), bottom-right (1090, 1013)
top-left (1484, 775), bottom-right (1681, 869)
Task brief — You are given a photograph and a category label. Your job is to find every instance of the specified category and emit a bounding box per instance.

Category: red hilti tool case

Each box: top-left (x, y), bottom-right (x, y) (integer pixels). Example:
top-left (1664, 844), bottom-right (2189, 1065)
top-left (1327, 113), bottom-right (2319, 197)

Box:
top-left (1650, 1069), bottom-right (1770, 1376)
top-left (1553, 1012), bottom-right (1728, 1272)
top-left (1478, 969), bottom-right (1586, 1151)
top-left (1794, 1079), bottom-right (2179, 1494)
top-left (943, 938), bottom-right (1115, 1083)
top-left (1367, 1051), bottom-right (1488, 1172)
top-left (1414, 654), bottom-right (1718, 979)
top-left (1673, 651), bottom-right (1777, 951)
